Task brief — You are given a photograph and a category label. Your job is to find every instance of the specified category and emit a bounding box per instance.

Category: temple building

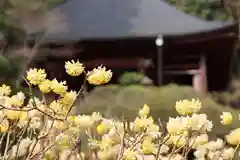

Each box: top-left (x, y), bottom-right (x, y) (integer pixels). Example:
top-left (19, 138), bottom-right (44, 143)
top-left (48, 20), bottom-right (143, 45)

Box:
top-left (32, 0), bottom-right (237, 91)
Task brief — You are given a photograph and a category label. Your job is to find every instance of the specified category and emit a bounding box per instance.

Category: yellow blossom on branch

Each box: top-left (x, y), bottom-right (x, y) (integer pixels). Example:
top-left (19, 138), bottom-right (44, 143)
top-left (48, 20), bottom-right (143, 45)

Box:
top-left (220, 112), bottom-right (233, 125)
top-left (87, 66), bottom-right (112, 85)
top-left (225, 128), bottom-right (240, 145)
top-left (65, 60), bottom-right (85, 76)
top-left (49, 100), bottom-right (67, 115)
top-left (175, 99), bottom-right (202, 115)
top-left (39, 79), bottom-right (52, 93)
top-left (0, 84), bottom-right (11, 96)
top-left (59, 90), bottom-right (78, 107)
top-left (97, 119), bottom-right (113, 135)
top-left (26, 68), bottom-right (46, 85)
top-left (51, 79), bottom-right (68, 95)
top-left (5, 110), bottom-right (22, 120)
top-left (141, 138), bottom-right (156, 154)
top-left (9, 92), bottom-right (25, 107)
top-left (123, 150), bottom-right (138, 160)
top-left (138, 104), bottom-right (150, 117)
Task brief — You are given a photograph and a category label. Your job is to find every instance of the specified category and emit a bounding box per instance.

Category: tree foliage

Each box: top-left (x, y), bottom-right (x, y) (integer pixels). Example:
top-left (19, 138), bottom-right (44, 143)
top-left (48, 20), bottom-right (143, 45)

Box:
top-left (0, 0), bottom-right (64, 43)
top-left (0, 0), bottom-right (66, 88)
top-left (168, 0), bottom-right (230, 21)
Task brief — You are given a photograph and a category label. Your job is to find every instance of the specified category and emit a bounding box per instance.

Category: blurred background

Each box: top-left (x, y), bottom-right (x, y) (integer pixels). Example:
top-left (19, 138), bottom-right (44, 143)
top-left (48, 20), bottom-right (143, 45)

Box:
top-left (1, 0), bottom-right (240, 138)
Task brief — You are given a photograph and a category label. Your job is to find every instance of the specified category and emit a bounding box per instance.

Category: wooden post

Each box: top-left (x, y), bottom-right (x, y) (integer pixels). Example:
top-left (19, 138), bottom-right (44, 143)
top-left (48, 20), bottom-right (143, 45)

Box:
top-left (157, 46), bottom-right (163, 85)
top-left (155, 35), bottom-right (164, 86)
top-left (199, 56), bottom-right (208, 92)
top-left (192, 56), bottom-right (208, 93)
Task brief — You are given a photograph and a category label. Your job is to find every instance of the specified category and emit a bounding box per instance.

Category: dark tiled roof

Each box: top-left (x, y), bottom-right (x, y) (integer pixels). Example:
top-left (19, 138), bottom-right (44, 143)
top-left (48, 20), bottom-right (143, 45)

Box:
top-left (45, 0), bottom-right (233, 41)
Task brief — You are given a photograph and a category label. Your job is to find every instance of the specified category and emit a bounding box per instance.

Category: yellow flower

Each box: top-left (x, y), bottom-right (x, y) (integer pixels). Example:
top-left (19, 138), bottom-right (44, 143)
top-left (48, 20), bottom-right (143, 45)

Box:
top-left (175, 99), bottom-right (201, 115)
top-left (108, 128), bottom-right (121, 144)
top-left (132, 116), bottom-right (154, 133)
top-left (98, 148), bottom-right (118, 160)
top-left (0, 119), bottom-right (9, 132)
top-left (44, 148), bottom-right (57, 160)
top-left (189, 114), bottom-right (213, 133)
top-left (147, 123), bottom-right (159, 132)
top-left (54, 120), bottom-right (68, 130)
top-left (9, 92), bottom-right (25, 107)
top-left (75, 115), bottom-right (94, 129)
top-left (190, 134), bottom-right (209, 148)
top-left (0, 84), bottom-right (11, 96)
top-left (141, 139), bottom-right (156, 154)
top-left (49, 100), bottom-right (67, 115)
top-left (87, 66), bottom-right (112, 85)
top-left (220, 112), bottom-right (232, 125)
top-left (170, 135), bottom-right (187, 147)
top-left (67, 116), bottom-right (76, 124)
top-left (59, 90), bottom-right (78, 106)
top-left (65, 60), bottom-right (85, 76)
top-left (222, 147), bottom-right (234, 159)
top-left (226, 128), bottom-right (240, 145)
top-left (96, 120), bottom-right (113, 135)
top-left (51, 79), bottom-right (68, 95)
top-left (166, 117), bottom-right (189, 135)
top-left (39, 79), bottom-right (52, 93)
top-left (97, 124), bottom-right (105, 135)
top-left (56, 133), bottom-right (75, 149)
top-left (26, 97), bottom-right (43, 108)
top-left (138, 104), bottom-right (150, 117)
top-left (5, 110), bottom-right (22, 120)
top-left (123, 150), bottom-right (138, 160)
top-left (26, 68), bottom-right (46, 85)
top-left (99, 135), bottom-right (115, 150)
top-left (18, 112), bottom-right (29, 127)
top-left (91, 112), bottom-right (102, 122)
top-left (206, 139), bottom-right (224, 151)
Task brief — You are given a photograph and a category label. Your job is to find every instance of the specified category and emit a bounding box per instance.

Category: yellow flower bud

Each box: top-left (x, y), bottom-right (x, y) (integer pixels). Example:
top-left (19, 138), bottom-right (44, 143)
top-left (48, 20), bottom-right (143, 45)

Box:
top-left (0, 84), bottom-right (11, 96)
top-left (65, 60), bottom-right (84, 76)
top-left (175, 99), bottom-right (201, 115)
top-left (9, 92), bottom-right (25, 107)
top-left (226, 128), bottom-right (240, 145)
top-left (5, 110), bottom-right (22, 120)
top-left (26, 68), bottom-right (46, 85)
top-left (51, 79), bottom-right (68, 95)
top-left (87, 66), bottom-right (112, 85)
top-left (123, 150), bottom-right (137, 160)
top-left (220, 112), bottom-right (232, 125)
top-left (39, 79), bottom-right (52, 93)
top-left (139, 104), bottom-right (150, 117)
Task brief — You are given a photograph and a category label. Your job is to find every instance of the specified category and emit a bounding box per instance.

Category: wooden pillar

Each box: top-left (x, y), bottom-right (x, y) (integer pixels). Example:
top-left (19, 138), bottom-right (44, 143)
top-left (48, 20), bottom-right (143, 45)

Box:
top-left (157, 46), bottom-right (163, 85)
top-left (156, 36), bottom-right (164, 86)
top-left (192, 57), bottom-right (207, 93)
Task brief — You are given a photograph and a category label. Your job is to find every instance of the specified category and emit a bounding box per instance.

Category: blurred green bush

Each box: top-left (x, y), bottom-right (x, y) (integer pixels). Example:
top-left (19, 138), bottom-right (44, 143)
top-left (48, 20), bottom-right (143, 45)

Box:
top-left (212, 79), bottom-right (240, 108)
top-left (118, 72), bottom-right (145, 85)
top-left (77, 84), bottom-right (240, 139)
top-left (0, 54), bottom-right (10, 75)
top-left (0, 54), bottom-right (40, 96)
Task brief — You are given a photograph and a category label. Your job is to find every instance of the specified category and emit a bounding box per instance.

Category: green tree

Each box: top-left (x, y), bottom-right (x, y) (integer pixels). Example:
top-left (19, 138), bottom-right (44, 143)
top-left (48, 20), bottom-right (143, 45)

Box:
top-left (0, 0), bottom-right (65, 88)
top-left (168, 0), bottom-right (230, 21)
top-left (0, 0), bottom-right (64, 44)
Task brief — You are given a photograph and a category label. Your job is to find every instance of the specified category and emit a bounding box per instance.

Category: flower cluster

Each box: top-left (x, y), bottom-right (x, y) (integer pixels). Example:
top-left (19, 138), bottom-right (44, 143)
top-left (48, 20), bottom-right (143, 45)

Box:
top-left (0, 60), bottom-right (240, 160)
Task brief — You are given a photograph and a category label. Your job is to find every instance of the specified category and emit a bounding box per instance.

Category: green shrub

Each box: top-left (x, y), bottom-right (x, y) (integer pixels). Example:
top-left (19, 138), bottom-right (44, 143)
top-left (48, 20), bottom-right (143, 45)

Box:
top-left (0, 54), bottom-right (10, 75)
top-left (77, 84), bottom-right (240, 139)
top-left (212, 79), bottom-right (240, 107)
top-left (118, 72), bottom-right (145, 85)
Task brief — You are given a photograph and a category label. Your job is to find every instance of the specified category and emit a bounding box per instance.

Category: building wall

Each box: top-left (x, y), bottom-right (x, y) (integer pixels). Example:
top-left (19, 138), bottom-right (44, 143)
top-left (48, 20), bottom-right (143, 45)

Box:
top-left (35, 35), bottom-right (236, 91)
